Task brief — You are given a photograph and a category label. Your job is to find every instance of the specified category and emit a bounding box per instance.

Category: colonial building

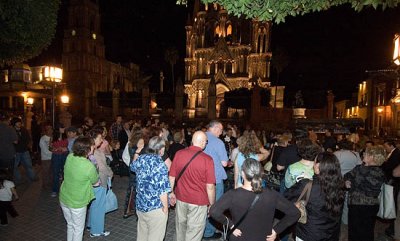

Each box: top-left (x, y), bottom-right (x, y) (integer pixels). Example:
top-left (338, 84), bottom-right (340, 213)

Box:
top-left (184, 1), bottom-right (284, 119)
top-left (62, 0), bottom-right (141, 119)
top-left (337, 70), bottom-right (400, 136)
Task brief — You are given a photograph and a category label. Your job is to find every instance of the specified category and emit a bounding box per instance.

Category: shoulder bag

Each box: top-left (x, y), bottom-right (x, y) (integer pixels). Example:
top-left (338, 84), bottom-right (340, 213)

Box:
top-left (295, 180), bottom-right (312, 224)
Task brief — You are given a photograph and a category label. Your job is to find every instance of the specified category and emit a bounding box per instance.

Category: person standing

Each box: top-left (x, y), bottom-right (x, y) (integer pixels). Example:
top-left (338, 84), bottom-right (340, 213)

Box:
top-left (50, 126), bottom-right (69, 197)
top-left (0, 169), bottom-right (19, 226)
top-left (109, 115), bottom-right (123, 141)
top-left (59, 137), bottom-right (99, 241)
top-left (0, 113), bottom-right (17, 175)
top-left (39, 125), bottom-right (53, 190)
top-left (169, 131), bottom-right (216, 241)
top-left (203, 120), bottom-right (229, 240)
top-left (11, 117), bottom-right (37, 184)
top-left (130, 136), bottom-right (171, 241)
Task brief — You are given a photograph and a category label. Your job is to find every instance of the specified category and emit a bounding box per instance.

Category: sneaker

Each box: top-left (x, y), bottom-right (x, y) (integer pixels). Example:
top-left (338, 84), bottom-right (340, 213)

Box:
top-left (86, 227), bottom-right (91, 232)
top-left (90, 231), bottom-right (110, 237)
top-left (51, 192), bottom-right (57, 198)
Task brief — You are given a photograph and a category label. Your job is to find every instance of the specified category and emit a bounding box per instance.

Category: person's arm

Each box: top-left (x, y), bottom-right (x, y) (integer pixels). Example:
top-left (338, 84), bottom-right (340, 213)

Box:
top-left (219, 141), bottom-right (229, 167)
top-left (209, 190), bottom-right (232, 226)
top-left (393, 164), bottom-right (400, 177)
top-left (168, 176), bottom-right (176, 206)
top-left (273, 191), bottom-right (301, 235)
top-left (164, 157), bottom-right (172, 171)
top-left (11, 187), bottom-right (19, 200)
top-left (39, 137), bottom-right (52, 157)
top-left (88, 163), bottom-right (100, 184)
top-left (160, 192), bottom-right (169, 214)
top-left (257, 147), bottom-right (270, 162)
top-left (206, 183), bottom-right (216, 207)
top-left (234, 156), bottom-right (239, 189)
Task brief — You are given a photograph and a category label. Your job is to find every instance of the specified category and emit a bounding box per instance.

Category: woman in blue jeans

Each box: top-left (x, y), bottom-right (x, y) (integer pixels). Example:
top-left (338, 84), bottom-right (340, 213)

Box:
top-left (86, 128), bottom-right (113, 237)
top-left (50, 127), bottom-right (69, 197)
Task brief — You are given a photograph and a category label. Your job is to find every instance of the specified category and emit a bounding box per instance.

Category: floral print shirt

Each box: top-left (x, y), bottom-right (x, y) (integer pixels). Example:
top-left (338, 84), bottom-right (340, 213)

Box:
top-left (130, 153), bottom-right (171, 212)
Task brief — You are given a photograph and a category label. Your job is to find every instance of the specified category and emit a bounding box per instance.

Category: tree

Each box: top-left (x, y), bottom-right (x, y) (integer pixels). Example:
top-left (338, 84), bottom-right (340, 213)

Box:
top-left (200, 0), bottom-right (399, 23)
top-left (271, 47), bottom-right (289, 107)
top-left (164, 47), bottom-right (179, 92)
top-left (0, 0), bottom-right (60, 66)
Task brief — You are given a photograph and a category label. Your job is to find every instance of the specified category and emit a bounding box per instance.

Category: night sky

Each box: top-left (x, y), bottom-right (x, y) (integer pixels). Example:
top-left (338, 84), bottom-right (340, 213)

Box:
top-left (30, 1), bottom-right (400, 107)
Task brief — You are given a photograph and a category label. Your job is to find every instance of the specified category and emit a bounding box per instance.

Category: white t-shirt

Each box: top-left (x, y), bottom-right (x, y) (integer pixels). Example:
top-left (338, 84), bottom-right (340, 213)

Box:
top-left (0, 180), bottom-right (15, 201)
top-left (39, 135), bottom-right (52, 161)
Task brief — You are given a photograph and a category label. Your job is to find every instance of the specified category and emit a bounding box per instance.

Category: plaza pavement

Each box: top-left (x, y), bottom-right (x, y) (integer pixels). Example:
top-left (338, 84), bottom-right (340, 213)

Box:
top-left (0, 165), bottom-right (395, 241)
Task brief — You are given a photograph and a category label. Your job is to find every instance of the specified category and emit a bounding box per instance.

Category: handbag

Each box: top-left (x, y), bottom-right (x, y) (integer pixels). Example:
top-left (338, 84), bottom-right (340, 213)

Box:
top-left (105, 178), bottom-right (118, 213)
top-left (173, 151), bottom-right (202, 191)
top-left (295, 180), bottom-right (312, 224)
top-left (377, 183), bottom-right (396, 219)
top-left (222, 194), bottom-right (260, 241)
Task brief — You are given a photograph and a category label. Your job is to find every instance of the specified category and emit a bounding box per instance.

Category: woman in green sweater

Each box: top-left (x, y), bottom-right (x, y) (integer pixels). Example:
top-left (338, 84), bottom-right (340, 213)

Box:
top-left (59, 137), bottom-right (99, 241)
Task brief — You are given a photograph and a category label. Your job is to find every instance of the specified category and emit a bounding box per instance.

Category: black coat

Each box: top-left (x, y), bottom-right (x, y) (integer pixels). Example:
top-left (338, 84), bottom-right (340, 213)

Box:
top-left (284, 178), bottom-right (342, 241)
top-left (382, 148), bottom-right (400, 181)
top-left (118, 130), bottom-right (129, 151)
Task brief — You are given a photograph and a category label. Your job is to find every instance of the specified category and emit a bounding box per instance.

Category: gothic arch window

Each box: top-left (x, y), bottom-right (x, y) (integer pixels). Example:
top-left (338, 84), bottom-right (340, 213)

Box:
top-left (262, 35), bottom-right (267, 53)
top-left (257, 35), bottom-right (261, 53)
top-left (215, 25), bottom-right (221, 37)
top-left (226, 24), bottom-right (232, 36)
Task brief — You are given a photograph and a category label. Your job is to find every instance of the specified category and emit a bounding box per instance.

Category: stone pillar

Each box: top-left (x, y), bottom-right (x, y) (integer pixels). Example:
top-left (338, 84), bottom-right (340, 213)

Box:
top-left (208, 76), bottom-right (216, 120)
top-left (8, 96), bottom-right (13, 109)
top-left (250, 84), bottom-right (261, 123)
top-left (142, 85), bottom-right (150, 117)
top-left (327, 90), bottom-right (335, 119)
top-left (112, 88), bottom-right (120, 119)
top-left (25, 107), bottom-right (33, 131)
top-left (175, 78), bottom-right (184, 121)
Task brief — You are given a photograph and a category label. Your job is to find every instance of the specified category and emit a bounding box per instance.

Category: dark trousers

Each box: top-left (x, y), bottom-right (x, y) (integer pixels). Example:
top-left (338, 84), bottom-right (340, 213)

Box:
top-left (51, 153), bottom-right (67, 193)
top-left (0, 201), bottom-right (18, 224)
top-left (348, 204), bottom-right (379, 241)
top-left (0, 158), bottom-right (15, 179)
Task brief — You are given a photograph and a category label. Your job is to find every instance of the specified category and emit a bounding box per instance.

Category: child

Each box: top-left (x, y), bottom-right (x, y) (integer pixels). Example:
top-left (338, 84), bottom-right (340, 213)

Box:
top-left (0, 169), bottom-right (19, 226)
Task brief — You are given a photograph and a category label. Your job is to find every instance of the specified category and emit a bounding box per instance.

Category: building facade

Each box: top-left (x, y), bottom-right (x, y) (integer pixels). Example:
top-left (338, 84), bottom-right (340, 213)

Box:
top-left (62, 0), bottom-right (141, 119)
top-left (184, 1), bottom-right (284, 118)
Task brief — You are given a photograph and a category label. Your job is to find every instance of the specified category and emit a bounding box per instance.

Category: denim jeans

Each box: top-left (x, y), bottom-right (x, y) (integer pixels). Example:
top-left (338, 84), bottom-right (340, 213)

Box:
top-left (51, 153), bottom-right (67, 193)
top-left (14, 151), bottom-right (36, 183)
top-left (87, 186), bottom-right (107, 235)
top-left (203, 182), bottom-right (224, 238)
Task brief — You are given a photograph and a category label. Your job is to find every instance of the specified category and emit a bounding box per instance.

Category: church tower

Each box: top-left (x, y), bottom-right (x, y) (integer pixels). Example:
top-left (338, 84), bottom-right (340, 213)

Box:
top-left (62, 0), bottom-right (106, 118)
top-left (184, 1), bottom-right (275, 119)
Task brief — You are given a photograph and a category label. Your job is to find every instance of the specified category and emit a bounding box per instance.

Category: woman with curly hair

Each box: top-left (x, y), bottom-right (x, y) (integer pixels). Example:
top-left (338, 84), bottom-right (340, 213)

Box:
top-left (121, 130), bottom-right (145, 219)
top-left (344, 146), bottom-right (386, 241)
top-left (234, 131), bottom-right (269, 188)
top-left (285, 152), bottom-right (345, 241)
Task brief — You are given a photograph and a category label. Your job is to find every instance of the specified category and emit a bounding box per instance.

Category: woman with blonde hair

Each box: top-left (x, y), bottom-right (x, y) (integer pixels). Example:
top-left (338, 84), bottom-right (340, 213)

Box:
top-left (234, 131), bottom-right (269, 188)
top-left (344, 145), bottom-right (386, 241)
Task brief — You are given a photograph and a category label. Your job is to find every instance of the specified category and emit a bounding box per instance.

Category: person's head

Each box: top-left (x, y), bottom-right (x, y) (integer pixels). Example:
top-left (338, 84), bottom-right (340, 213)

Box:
top-left (86, 127), bottom-right (104, 148)
top-left (72, 137), bottom-right (95, 157)
top-left (337, 139), bottom-right (354, 151)
top-left (65, 126), bottom-right (78, 139)
top-left (277, 134), bottom-right (290, 147)
top-left (84, 117), bottom-right (94, 127)
top-left (238, 131), bottom-right (262, 157)
top-left (241, 158), bottom-right (263, 193)
top-left (129, 130), bottom-right (145, 149)
top-left (110, 140), bottom-right (120, 150)
top-left (146, 136), bottom-right (165, 156)
top-left (226, 128), bottom-right (233, 137)
top-left (297, 138), bottom-right (322, 161)
top-left (325, 129), bottom-right (333, 137)
top-left (314, 152), bottom-right (344, 216)
top-left (11, 117), bottom-right (22, 129)
top-left (364, 145), bottom-right (386, 166)
top-left (43, 125), bottom-right (53, 137)
top-left (208, 120), bottom-right (223, 137)
top-left (116, 115), bottom-right (123, 124)
top-left (192, 131), bottom-right (207, 149)
top-left (123, 121), bottom-right (130, 130)
top-left (383, 140), bottom-right (396, 153)
top-left (173, 131), bottom-right (183, 143)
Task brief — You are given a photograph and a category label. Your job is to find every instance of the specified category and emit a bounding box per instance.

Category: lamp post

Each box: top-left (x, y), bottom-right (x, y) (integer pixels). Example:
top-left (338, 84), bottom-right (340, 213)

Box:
top-left (43, 66), bottom-right (62, 128)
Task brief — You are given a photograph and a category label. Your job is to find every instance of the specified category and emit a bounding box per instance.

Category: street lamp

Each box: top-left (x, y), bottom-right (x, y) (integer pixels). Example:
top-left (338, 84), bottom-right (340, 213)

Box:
top-left (394, 34), bottom-right (400, 66)
top-left (43, 66), bottom-right (63, 128)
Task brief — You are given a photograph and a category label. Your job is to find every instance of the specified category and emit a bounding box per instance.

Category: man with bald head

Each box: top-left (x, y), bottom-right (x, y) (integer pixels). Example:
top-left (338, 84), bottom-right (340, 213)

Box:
top-left (169, 131), bottom-right (216, 241)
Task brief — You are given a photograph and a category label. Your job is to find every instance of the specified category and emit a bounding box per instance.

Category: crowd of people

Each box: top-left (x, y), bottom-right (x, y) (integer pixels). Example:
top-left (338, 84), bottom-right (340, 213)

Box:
top-left (1, 110), bottom-right (400, 241)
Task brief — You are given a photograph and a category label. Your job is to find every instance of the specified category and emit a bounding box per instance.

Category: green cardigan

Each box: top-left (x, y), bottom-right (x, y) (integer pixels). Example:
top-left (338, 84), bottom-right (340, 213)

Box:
top-left (59, 153), bottom-right (99, 208)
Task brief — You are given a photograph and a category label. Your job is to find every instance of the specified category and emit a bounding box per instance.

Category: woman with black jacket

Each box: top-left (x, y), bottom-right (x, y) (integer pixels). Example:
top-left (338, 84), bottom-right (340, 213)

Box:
top-left (285, 152), bottom-right (345, 241)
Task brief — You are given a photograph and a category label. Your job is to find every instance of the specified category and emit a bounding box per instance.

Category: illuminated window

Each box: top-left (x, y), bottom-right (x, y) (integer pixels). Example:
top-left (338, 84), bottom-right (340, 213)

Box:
top-left (226, 24), bottom-right (232, 36)
top-left (215, 26), bottom-right (221, 37)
